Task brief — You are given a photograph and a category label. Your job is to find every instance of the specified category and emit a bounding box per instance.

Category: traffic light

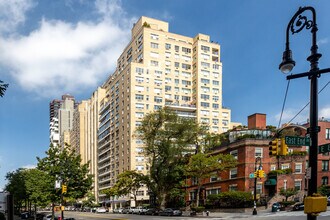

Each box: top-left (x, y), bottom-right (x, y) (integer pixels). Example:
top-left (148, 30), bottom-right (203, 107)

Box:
top-left (254, 170), bottom-right (259, 178)
top-left (269, 139), bottom-right (279, 156)
top-left (258, 170), bottom-right (265, 178)
top-left (62, 184), bottom-right (67, 194)
top-left (280, 138), bottom-right (289, 156)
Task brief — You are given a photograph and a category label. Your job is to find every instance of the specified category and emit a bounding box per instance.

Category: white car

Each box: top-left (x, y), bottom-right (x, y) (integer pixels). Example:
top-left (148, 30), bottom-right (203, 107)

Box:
top-left (96, 207), bottom-right (107, 213)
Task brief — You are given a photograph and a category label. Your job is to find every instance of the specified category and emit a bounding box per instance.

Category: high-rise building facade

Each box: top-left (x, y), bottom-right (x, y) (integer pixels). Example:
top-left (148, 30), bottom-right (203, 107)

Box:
top-left (97, 16), bottom-right (238, 205)
top-left (69, 87), bottom-right (106, 200)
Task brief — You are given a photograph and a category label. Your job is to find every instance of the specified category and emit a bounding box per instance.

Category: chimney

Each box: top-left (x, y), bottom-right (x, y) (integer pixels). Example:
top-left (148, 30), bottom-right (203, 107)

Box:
top-left (248, 113), bottom-right (266, 129)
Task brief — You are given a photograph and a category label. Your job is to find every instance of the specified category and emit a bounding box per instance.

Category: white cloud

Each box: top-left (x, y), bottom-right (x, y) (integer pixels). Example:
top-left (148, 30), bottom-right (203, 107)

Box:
top-left (273, 108), bottom-right (309, 126)
top-left (317, 38), bottom-right (328, 45)
top-left (22, 164), bottom-right (36, 169)
top-left (0, 0), bottom-right (36, 34)
top-left (319, 105), bottom-right (330, 119)
top-left (0, 0), bottom-right (133, 98)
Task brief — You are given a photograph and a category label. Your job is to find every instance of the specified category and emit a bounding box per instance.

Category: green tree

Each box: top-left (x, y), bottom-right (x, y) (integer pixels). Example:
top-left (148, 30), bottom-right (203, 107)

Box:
top-left (37, 144), bottom-right (93, 216)
top-left (184, 153), bottom-right (236, 207)
top-left (25, 169), bottom-right (52, 220)
top-left (318, 185), bottom-right (330, 196)
top-left (113, 170), bottom-right (148, 206)
top-left (101, 186), bottom-right (119, 209)
top-left (0, 80), bottom-right (8, 97)
top-left (136, 108), bottom-right (201, 208)
top-left (279, 188), bottom-right (298, 201)
top-left (5, 168), bottom-right (28, 212)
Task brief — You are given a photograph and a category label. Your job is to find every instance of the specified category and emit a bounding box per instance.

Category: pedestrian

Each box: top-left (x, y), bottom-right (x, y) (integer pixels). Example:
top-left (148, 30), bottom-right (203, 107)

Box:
top-left (206, 210), bottom-right (209, 216)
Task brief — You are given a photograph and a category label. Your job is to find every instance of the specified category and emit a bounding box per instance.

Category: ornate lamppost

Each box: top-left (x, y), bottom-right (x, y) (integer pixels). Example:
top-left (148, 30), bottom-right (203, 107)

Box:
top-left (279, 6), bottom-right (330, 220)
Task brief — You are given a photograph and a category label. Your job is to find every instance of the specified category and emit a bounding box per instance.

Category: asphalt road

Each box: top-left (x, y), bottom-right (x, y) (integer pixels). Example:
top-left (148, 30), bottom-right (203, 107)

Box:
top-left (59, 209), bottom-right (330, 220)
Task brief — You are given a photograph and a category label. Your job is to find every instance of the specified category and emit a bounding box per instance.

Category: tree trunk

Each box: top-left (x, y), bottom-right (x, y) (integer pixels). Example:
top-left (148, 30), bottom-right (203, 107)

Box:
top-left (159, 192), bottom-right (166, 209)
top-left (34, 204), bottom-right (37, 220)
top-left (196, 186), bottom-right (200, 207)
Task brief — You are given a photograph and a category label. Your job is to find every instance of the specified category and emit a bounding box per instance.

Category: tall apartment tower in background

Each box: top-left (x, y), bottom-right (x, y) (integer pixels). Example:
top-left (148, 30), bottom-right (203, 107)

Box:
top-left (97, 16), bottom-right (239, 204)
top-left (49, 94), bottom-right (76, 146)
top-left (70, 87), bottom-right (106, 200)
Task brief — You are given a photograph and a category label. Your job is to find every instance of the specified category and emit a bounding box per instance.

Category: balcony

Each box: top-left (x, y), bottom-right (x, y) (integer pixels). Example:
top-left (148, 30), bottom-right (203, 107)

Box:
top-left (165, 103), bottom-right (197, 112)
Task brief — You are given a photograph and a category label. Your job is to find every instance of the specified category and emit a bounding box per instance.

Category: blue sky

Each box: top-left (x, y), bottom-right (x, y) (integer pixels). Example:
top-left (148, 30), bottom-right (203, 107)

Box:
top-left (1, 0), bottom-right (330, 189)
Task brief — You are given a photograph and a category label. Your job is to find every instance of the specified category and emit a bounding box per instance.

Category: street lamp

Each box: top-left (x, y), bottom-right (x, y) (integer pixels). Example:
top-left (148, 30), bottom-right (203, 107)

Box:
top-left (253, 157), bottom-right (262, 215)
top-left (279, 6), bottom-right (330, 220)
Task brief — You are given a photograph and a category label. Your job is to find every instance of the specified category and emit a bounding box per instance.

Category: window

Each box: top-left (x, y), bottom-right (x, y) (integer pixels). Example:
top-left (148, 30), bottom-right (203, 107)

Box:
top-left (136, 103), bottom-right (144, 109)
top-left (201, 94), bottom-right (209, 100)
top-left (174, 79), bottom-right (179, 85)
top-left (181, 96), bottom-right (191, 101)
top-left (136, 67), bottom-right (144, 74)
top-left (210, 175), bottom-right (218, 182)
top-left (321, 176), bottom-right (329, 185)
top-left (150, 52), bottom-right (159, 58)
top-left (230, 150), bottom-right (238, 159)
top-left (174, 62), bottom-right (180, 68)
top-left (182, 80), bottom-right (191, 86)
top-left (135, 112), bottom-right (144, 118)
top-left (150, 60), bottom-right (158, 66)
top-left (136, 165), bottom-right (144, 170)
top-left (295, 163), bottom-right (302, 173)
top-left (213, 72), bottom-right (219, 78)
top-left (201, 45), bottom-right (210, 52)
top-left (322, 160), bottom-right (329, 171)
top-left (182, 63), bottom-right (191, 70)
top-left (175, 45), bottom-right (179, 52)
top-left (213, 64), bottom-right (220, 70)
top-left (135, 85), bottom-right (144, 92)
top-left (206, 188), bottom-right (221, 196)
top-left (154, 96), bottom-right (162, 103)
top-left (212, 88), bottom-right (219, 94)
top-left (212, 104), bottom-right (219, 109)
top-left (182, 47), bottom-right (191, 53)
top-left (135, 94), bottom-right (144, 100)
top-left (294, 180), bottom-right (302, 190)
top-left (189, 191), bottom-right (196, 201)
top-left (212, 80), bottom-right (220, 86)
top-left (201, 62), bottom-right (210, 68)
top-left (326, 128), bottom-right (330, 139)
top-left (201, 53), bottom-right (210, 60)
top-left (201, 70), bottom-right (210, 76)
top-left (150, 34), bottom-right (159, 40)
top-left (201, 102), bottom-right (210, 108)
top-left (165, 86), bottom-right (171, 92)
top-left (136, 191), bottom-right (144, 196)
top-left (165, 43), bottom-right (171, 50)
top-left (270, 165), bottom-right (276, 171)
top-left (230, 168), bottom-right (237, 179)
top-left (229, 184), bottom-right (237, 191)
top-left (281, 163), bottom-right (290, 170)
top-left (201, 78), bottom-right (210, 84)
top-left (135, 76), bottom-right (144, 83)
top-left (150, 42), bottom-right (159, 49)
top-left (255, 148), bottom-right (263, 158)
top-left (201, 110), bottom-right (209, 115)
top-left (213, 96), bottom-right (219, 102)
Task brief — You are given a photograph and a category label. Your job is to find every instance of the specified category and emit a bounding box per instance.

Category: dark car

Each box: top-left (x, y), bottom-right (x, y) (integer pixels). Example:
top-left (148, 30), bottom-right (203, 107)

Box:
top-left (327, 196), bottom-right (330, 206)
top-left (159, 208), bottom-right (182, 216)
top-left (122, 207), bottom-right (130, 214)
top-left (292, 202), bottom-right (304, 211)
top-left (145, 208), bottom-right (160, 216)
top-left (271, 202), bottom-right (282, 212)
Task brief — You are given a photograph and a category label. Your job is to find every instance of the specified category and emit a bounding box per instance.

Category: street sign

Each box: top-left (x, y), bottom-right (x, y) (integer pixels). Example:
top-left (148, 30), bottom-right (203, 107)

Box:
top-left (318, 143), bottom-right (330, 154)
top-left (285, 136), bottom-right (311, 146)
top-left (306, 167), bottom-right (311, 179)
top-left (249, 173), bottom-right (255, 178)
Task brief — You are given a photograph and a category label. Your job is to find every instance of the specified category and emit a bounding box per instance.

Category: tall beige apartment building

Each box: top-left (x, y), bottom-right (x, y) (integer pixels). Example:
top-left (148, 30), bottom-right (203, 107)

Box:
top-left (97, 16), bottom-right (237, 205)
top-left (70, 88), bottom-right (106, 200)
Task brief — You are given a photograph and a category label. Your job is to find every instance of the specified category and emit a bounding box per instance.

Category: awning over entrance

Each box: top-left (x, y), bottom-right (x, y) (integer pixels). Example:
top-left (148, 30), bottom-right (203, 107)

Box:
top-left (264, 179), bottom-right (277, 186)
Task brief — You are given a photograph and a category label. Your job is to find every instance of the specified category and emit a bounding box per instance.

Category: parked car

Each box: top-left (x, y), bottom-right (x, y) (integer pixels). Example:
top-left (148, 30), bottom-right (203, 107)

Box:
top-left (21, 212), bottom-right (30, 219)
top-left (159, 208), bottom-right (182, 216)
top-left (43, 214), bottom-right (54, 220)
top-left (138, 207), bottom-right (149, 215)
top-left (113, 208), bottom-right (123, 213)
top-left (145, 208), bottom-right (160, 215)
top-left (292, 202), bottom-right (304, 211)
top-left (122, 207), bottom-right (130, 214)
top-left (96, 207), bottom-right (107, 213)
top-left (128, 207), bottom-right (135, 214)
top-left (271, 202), bottom-right (282, 212)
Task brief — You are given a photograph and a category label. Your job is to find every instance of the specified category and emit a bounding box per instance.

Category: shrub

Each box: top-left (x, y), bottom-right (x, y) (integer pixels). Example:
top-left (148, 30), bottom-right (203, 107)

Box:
top-left (191, 206), bottom-right (205, 213)
top-left (207, 191), bottom-right (253, 208)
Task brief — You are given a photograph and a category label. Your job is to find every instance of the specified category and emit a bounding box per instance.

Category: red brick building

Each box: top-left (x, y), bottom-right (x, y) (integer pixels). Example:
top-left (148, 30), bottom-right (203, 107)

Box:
top-left (186, 114), bottom-right (330, 205)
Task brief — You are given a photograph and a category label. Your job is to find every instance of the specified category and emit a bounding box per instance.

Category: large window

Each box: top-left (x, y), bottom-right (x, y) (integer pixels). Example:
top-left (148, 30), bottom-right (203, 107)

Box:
top-left (206, 188), bottom-right (221, 196)
top-left (326, 128), bottom-right (330, 139)
top-left (322, 160), bottom-right (329, 171)
top-left (230, 150), bottom-right (238, 159)
top-left (321, 176), bottom-right (329, 185)
top-left (229, 184), bottom-right (237, 191)
top-left (294, 180), bottom-right (302, 190)
top-left (295, 163), bottom-right (302, 173)
top-left (230, 168), bottom-right (237, 179)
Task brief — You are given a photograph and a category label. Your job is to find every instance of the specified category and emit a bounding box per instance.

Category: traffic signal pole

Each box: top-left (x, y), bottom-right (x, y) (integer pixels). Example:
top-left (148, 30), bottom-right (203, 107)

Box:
top-left (253, 157), bottom-right (262, 215)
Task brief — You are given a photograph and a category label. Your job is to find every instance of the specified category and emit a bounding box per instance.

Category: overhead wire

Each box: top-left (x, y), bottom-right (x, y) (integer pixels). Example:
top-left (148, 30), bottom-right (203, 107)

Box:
top-left (278, 76), bottom-right (291, 128)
